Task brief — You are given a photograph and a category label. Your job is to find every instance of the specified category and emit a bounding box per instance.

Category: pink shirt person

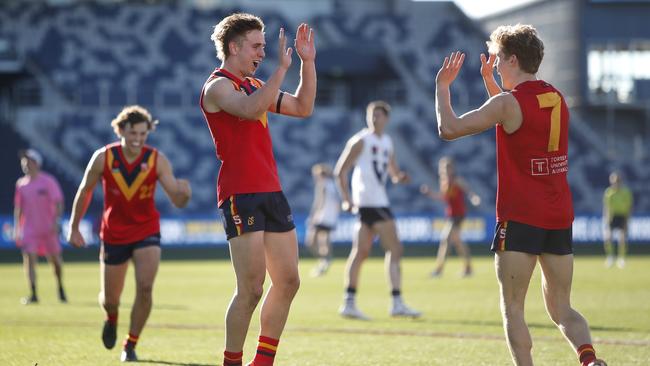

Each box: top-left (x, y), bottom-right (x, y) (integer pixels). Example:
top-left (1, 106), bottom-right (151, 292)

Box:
top-left (14, 172), bottom-right (64, 256)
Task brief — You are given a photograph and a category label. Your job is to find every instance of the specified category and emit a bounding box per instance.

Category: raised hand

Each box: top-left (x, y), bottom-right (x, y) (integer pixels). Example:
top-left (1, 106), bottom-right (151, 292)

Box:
top-left (278, 27), bottom-right (293, 70)
top-left (435, 51), bottom-right (465, 87)
top-left (480, 53), bottom-right (496, 79)
top-left (294, 23), bottom-right (315, 62)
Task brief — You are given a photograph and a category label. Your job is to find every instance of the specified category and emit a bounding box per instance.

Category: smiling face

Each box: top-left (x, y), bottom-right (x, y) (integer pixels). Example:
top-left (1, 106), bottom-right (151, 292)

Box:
top-left (119, 121), bottom-right (150, 156)
top-left (231, 29), bottom-right (266, 77)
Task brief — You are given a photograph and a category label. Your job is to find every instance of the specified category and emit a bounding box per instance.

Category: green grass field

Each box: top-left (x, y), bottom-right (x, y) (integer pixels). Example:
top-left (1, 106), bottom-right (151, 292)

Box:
top-left (1, 255), bottom-right (649, 365)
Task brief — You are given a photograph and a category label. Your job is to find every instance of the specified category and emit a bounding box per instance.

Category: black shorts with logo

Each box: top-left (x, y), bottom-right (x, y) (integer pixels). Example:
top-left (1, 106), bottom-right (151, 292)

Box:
top-left (358, 207), bottom-right (394, 227)
top-left (101, 233), bottom-right (161, 265)
top-left (219, 191), bottom-right (295, 240)
top-left (491, 220), bottom-right (572, 255)
top-left (609, 215), bottom-right (628, 231)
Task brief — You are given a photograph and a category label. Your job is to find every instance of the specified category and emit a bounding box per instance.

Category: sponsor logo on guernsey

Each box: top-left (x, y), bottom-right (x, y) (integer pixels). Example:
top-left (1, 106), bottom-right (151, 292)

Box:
top-left (531, 155), bottom-right (568, 176)
top-left (530, 158), bottom-right (549, 176)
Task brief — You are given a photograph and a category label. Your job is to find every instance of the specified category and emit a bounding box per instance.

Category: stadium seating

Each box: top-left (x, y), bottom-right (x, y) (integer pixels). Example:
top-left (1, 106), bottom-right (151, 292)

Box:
top-left (0, 1), bottom-right (646, 217)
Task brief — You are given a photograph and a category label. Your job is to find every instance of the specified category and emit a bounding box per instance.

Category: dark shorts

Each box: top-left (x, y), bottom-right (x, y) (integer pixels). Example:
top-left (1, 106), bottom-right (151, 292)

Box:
top-left (358, 207), bottom-right (394, 227)
top-left (450, 216), bottom-right (465, 227)
top-left (491, 221), bottom-right (572, 255)
top-left (219, 191), bottom-right (295, 240)
top-left (609, 215), bottom-right (628, 231)
top-left (313, 223), bottom-right (334, 232)
top-left (101, 233), bottom-right (161, 265)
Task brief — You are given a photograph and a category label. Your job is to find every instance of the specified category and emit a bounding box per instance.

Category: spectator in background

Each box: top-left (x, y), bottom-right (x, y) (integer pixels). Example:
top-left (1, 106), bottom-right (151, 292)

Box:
top-left (67, 105), bottom-right (191, 362)
top-left (13, 148), bottom-right (67, 305)
top-left (420, 156), bottom-right (480, 278)
top-left (305, 163), bottom-right (340, 277)
top-left (602, 171), bottom-right (633, 268)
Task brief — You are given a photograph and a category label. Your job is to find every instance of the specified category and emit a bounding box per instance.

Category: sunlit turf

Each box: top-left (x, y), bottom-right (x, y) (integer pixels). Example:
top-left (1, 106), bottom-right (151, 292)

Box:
top-left (1, 254), bottom-right (649, 365)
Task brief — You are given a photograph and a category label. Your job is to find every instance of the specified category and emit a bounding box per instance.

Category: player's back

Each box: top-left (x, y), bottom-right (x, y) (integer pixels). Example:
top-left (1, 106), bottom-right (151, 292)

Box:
top-left (496, 80), bottom-right (573, 229)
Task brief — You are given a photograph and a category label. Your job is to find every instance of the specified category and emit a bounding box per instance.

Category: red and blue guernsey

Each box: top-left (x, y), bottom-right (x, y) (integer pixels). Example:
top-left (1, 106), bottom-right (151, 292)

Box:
top-left (496, 80), bottom-right (573, 229)
top-left (101, 142), bottom-right (160, 244)
top-left (200, 68), bottom-right (282, 206)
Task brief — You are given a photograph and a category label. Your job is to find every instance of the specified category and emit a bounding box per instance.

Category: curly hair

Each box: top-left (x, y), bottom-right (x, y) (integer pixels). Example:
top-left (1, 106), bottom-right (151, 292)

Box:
top-left (110, 105), bottom-right (158, 137)
top-left (211, 13), bottom-right (264, 61)
top-left (487, 24), bottom-right (544, 74)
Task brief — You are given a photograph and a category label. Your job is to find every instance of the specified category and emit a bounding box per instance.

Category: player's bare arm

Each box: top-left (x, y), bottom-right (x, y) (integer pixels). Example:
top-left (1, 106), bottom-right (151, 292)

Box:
top-left (12, 205), bottom-right (21, 241)
top-left (203, 28), bottom-right (293, 119)
top-left (334, 137), bottom-right (363, 212)
top-left (388, 153), bottom-right (409, 184)
top-left (419, 184), bottom-right (442, 201)
top-left (480, 53), bottom-right (502, 97)
top-left (67, 148), bottom-right (105, 248)
top-left (273, 23), bottom-right (317, 117)
top-left (52, 201), bottom-right (64, 234)
top-left (157, 151), bottom-right (192, 209)
top-left (435, 51), bottom-right (522, 140)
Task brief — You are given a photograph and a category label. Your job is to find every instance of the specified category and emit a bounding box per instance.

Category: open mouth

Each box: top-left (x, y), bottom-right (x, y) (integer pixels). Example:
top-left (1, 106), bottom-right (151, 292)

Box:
top-left (253, 61), bottom-right (260, 68)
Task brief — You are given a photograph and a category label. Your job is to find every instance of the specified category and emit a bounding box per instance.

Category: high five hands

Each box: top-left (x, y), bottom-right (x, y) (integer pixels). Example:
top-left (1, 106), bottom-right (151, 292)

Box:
top-left (480, 52), bottom-right (496, 79)
top-left (295, 23), bottom-right (315, 61)
top-left (435, 51), bottom-right (466, 87)
top-left (278, 23), bottom-right (316, 70)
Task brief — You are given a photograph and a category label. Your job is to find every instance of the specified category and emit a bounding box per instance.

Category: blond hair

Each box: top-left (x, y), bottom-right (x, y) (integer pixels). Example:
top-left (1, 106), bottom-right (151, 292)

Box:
top-left (211, 13), bottom-right (264, 61)
top-left (487, 24), bottom-right (544, 74)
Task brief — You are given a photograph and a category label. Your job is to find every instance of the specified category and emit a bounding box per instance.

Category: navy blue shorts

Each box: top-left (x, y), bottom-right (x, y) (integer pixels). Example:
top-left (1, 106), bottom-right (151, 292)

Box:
top-left (219, 191), bottom-right (295, 240)
top-left (491, 220), bottom-right (572, 255)
top-left (609, 215), bottom-right (628, 231)
top-left (312, 223), bottom-right (334, 232)
top-left (450, 215), bottom-right (465, 227)
top-left (358, 207), bottom-right (394, 227)
top-left (101, 233), bottom-right (161, 265)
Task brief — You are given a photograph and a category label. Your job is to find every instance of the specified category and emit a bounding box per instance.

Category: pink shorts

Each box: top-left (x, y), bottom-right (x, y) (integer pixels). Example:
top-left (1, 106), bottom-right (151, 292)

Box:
top-left (18, 233), bottom-right (62, 256)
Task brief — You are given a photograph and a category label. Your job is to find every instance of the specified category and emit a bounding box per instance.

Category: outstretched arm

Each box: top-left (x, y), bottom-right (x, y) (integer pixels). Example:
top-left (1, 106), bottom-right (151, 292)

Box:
top-left (157, 152), bottom-right (192, 209)
top-left (67, 149), bottom-right (104, 248)
top-left (435, 51), bottom-right (521, 140)
top-left (420, 184), bottom-right (442, 201)
top-left (274, 23), bottom-right (317, 118)
top-left (334, 137), bottom-right (363, 212)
